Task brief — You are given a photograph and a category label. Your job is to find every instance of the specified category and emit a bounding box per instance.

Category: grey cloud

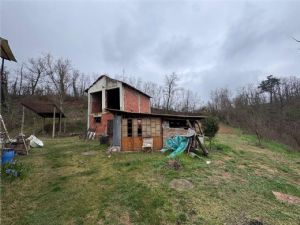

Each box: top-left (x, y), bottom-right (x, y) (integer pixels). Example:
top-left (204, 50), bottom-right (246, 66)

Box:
top-left (1, 0), bottom-right (300, 103)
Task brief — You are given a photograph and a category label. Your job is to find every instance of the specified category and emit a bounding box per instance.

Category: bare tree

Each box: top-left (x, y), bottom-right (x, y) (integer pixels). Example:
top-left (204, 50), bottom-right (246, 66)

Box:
top-left (208, 88), bottom-right (232, 122)
top-left (78, 73), bottom-right (89, 96)
top-left (164, 72), bottom-right (179, 111)
top-left (179, 89), bottom-right (201, 112)
top-left (46, 54), bottom-right (72, 133)
top-left (72, 69), bottom-right (80, 97)
top-left (24, 56), bottom-right (47, 95)
top-left (13, 63), bottom-right (25, 96)
top-left (1, 67), bottom-right (9, 110)
top-left (11, 76), bottom-right (18, 96)
top-left (292, 37), bottom-right (300, 42)
top-left (142, 81), bottom-right (164, 108)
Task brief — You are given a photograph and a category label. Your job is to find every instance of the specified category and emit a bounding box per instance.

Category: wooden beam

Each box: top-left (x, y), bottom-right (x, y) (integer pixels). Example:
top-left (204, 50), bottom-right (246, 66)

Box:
top-left (186, 119), bottom-right (208, 156)
top-left (52, 107), bottom-right (56, 138)
top-left (64, 117), bottom-right (66, 133)
top-left (186, 119), bottom-right (193, 128)
top-left (33, 117), bottom-right (36, 135)
top-left (0, 58), bottom-right (4, 114)
top-left (21, 106), bottom-right (25, 134)
top-left (59, 112), bottom-right (62, 133)
top-left (43, 117), bottom-right (45, 134)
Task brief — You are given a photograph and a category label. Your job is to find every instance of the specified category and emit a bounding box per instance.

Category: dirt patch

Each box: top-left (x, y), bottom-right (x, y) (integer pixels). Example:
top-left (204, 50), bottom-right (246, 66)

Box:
top-left (226, 211), bottom-right (266, 225)
top-left (81, 151), bottom-right (97, 156)
top-left (215, 156), bottom-right (232, 166)
top-left (244, 219), bottom-right (265, 225)
top-left (170, 179), bottom-right (193, 191)
top-left (218, 123), bottom-right (234, 134)
top-left (272, 191), bottom-right (300, 205)
top-left (223, 156), bottom-right (232, 161)
top-left (237, 164), bottom-right (246, 169)
top-left (119, 212), bottom-right (132, 225)
top-left (222, 172), bottom-right (232, 180)
top-left (166, 159), bottom-right (182, 170)
top-left (258, 164), bottom-right (277, 175)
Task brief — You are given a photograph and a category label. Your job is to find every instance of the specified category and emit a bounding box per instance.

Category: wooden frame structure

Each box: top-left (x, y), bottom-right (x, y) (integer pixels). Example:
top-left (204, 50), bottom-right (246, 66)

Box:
top-left (106, 108), bottom-right (207, 154)
top-left (21, 100), bottom-right (66, 138)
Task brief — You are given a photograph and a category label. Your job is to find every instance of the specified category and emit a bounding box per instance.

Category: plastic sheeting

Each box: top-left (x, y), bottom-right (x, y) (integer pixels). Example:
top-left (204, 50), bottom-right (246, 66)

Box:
top-left (26, 135), bottom-right (44, 148)
top-left (161, 135), bottom-right (189, 158)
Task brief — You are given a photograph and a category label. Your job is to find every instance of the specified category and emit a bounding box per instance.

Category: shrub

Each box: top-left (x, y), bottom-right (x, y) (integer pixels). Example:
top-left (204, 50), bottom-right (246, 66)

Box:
top-left (1, 160), bottom-right (30, 181)
top-left (203, 116), bottom-right (219, 149)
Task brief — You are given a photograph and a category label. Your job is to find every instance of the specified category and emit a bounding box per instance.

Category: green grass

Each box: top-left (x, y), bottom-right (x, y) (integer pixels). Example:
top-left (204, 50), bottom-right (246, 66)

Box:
top-left (1, 131), bottom-right (300, 225)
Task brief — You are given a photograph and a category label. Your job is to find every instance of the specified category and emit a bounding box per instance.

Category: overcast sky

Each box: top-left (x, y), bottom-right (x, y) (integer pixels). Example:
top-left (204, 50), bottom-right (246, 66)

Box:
top-left (1, 0), bottom-right (300, 101)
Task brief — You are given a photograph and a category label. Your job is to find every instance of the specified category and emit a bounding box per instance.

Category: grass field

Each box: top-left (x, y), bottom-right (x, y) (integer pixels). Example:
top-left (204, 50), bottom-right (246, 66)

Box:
top-left (1, 127), bottom-right (300, 225)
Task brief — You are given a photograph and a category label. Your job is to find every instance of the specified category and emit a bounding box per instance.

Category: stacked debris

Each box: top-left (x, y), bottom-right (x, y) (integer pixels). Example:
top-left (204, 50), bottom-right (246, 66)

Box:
top-left (161, 127), bottom-right (208, 158)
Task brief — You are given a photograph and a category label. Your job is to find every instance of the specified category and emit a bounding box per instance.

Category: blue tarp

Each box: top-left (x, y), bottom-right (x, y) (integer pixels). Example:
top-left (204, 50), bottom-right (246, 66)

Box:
top-left (161, 136), bottom-right (189, 158)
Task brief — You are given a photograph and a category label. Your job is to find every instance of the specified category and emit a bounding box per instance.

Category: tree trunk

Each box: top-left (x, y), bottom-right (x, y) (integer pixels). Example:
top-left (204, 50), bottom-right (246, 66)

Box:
top-left (52, 107), bottom-right (56, 138)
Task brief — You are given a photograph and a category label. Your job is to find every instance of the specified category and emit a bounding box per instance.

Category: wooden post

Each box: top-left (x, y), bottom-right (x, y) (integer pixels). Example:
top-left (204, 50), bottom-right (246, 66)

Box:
top-left (64, 117), bottom-right (66, 133)
top-left (52, 107), bottom-right (56, 138)
top-left (33, 117), bottom-right (36, 135)
top-left (21, 106), bottom-right (25, 134)
top-left (43, 117), bottom-right (45, 135)
top-left (59, 112), bottom-right (62, 134)
top-left (0, 58), bottom-right (4, 115)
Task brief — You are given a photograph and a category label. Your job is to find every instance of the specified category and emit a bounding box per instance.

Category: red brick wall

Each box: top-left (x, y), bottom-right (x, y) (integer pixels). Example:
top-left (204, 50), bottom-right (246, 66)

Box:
top-left (124, 86), bottom-right (150, 113)
top-left (140, 94), bottom-right (150, 113)
top-left (89, 112), bottom-right (114, 135)
top-left (162, 127), bottom-right (188, 145)
top-left (124, 87), bottom-right (139, 112)
top-left (91, 92), bottom-right (102, 113)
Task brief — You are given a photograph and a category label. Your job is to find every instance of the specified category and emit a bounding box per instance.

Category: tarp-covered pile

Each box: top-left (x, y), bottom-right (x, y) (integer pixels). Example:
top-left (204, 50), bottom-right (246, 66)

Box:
top-left (161, 136), bottom-right (189, 158)
top-left (160, 128), bottom-right (207, 158)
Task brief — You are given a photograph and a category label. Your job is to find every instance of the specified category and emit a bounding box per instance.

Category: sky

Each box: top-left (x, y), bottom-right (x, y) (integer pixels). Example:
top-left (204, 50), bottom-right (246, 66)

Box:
top-left (1, 0), bottom-right (300, 102)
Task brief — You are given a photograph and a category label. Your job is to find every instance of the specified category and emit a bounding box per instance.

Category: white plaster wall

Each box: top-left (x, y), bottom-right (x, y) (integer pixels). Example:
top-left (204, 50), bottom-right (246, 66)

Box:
top-left (87, 76), bottom-right (124, 127)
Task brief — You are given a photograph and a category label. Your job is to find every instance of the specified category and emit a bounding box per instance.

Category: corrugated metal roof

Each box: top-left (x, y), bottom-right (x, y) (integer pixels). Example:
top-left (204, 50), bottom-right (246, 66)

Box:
top-left (21, 100), bottom-right (65, 118)
top-left (0, 37), bottom-right (17, 62)
top-left (106, 108), bottom-right (206, 120)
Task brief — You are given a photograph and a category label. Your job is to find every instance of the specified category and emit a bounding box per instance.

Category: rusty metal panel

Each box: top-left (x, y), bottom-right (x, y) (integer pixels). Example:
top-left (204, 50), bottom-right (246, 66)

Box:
top-left (122, 136), bottom-right (162, 151)
top-left (153, 136), bottom-right (163, 150)
top-left (133, 137), bottom-right (143, 151)
top-left (122, 137), bottom-right (133, 151)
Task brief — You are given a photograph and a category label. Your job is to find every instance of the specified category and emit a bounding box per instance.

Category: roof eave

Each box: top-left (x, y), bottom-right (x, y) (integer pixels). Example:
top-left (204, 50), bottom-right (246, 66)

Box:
top-left (105, 108), bottom-right (206, 119)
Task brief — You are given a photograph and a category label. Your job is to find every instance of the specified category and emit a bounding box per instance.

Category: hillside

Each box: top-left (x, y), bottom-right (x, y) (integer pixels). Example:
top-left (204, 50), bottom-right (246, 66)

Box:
top-left (2, 96), bottom-right (88, 137)
top-left (1, 125), bottom-right (300, 225)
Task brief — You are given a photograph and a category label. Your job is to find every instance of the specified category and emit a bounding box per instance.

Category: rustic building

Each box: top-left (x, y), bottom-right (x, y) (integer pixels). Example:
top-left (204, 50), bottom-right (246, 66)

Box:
top-left (86, 75), bottom-right (205, 151)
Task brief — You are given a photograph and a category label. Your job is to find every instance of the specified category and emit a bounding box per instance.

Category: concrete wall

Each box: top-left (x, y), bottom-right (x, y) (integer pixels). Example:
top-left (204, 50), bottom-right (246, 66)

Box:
top-left (87, 75), bottom-right (151, 136)
top-left (87, 76), bottom-right (123, 135)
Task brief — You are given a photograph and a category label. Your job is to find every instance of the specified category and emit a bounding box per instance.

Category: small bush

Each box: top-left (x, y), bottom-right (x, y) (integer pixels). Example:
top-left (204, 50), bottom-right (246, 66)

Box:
top-left (1, 161), bottom-right (30, 181)
top-left (203, 116), bottom-right (219, 149)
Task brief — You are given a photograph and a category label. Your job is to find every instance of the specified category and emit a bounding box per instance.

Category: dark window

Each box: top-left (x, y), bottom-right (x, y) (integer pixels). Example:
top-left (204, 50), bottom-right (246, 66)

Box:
top-left (106, 88), bottom-right (120, 110)
top-left (127, 119), bottom-right (132, 137)
top-left (91, 91), bottom-right (102, 113)
top-left (169, 120), bottom-right (188, 128)
top-left (137, 119), bottom-right (142, 136)
top-left (94, 117), bottom-right (101, 123)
